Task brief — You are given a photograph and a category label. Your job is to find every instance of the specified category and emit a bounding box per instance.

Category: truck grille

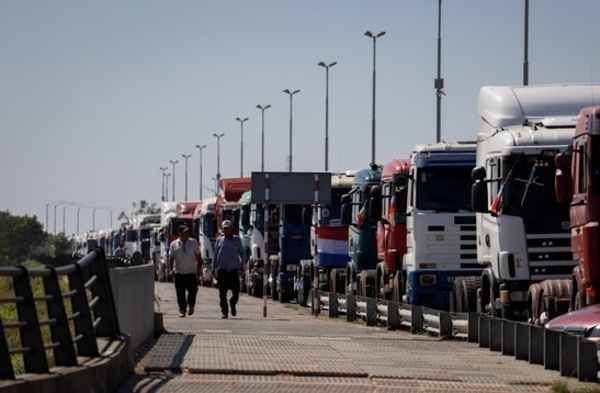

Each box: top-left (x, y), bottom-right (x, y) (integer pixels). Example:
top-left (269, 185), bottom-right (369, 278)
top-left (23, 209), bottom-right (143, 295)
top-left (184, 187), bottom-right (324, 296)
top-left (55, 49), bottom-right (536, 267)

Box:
top-left (526, 233), bottom-right (576, 280)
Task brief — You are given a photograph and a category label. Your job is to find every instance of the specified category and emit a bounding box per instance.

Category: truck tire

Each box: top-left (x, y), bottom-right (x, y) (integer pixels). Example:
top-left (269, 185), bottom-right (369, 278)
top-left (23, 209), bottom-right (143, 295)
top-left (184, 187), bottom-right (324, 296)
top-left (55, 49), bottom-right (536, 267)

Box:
top-left (392, 272), bottom-right (405, 304)
top-left (345, 264), bottom-right (356, 296)
top-left (297, 262), bottom-right (310, 307)
top-left (454, 277), bottom-right (480, 313)
top-left (271, 263), bottom-right (279, 301)
top-left (360, 270), bottom-right (377, 299)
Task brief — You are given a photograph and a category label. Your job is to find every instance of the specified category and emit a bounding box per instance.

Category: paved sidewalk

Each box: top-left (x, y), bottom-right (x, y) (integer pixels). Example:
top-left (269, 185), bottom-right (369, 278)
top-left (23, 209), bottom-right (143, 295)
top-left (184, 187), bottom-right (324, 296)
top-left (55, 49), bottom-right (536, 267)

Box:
top-left (117, 282), bottom-right (598, 392)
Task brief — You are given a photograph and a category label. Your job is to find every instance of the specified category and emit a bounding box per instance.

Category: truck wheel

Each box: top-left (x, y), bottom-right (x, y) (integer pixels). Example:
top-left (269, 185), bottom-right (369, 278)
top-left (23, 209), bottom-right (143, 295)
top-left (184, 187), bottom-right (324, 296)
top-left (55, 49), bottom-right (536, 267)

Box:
top-left (392, 273), bottom-right (404, 304)
top-left (297, 263), bottom-right (310, 307)
top-left (362, 270), bottom-right (377, 299)
top-left (271, 264), bottom-right (279, 301)
top-left (279, 289), bottom-right (292, 303)
top-left (346, 265), bottom-right (356, 296)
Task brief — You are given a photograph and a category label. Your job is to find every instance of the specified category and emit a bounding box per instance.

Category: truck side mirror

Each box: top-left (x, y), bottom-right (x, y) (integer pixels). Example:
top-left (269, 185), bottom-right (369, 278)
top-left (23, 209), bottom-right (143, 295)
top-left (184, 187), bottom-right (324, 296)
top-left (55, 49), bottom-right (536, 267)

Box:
top-left (369, 185), bottom-right (382, 220)
top-left (555, 150), bottom-right (573, 204)
top-left (302, 205), bottom-right (313, 225)
top-left (471, 181), bottom-right (489, 213)
top-left (472, 166), bottom-right (486, 181)
top-left (395, 187), bottom-right (408, 214)
top-left (341, 203), bottom-right (352, 226)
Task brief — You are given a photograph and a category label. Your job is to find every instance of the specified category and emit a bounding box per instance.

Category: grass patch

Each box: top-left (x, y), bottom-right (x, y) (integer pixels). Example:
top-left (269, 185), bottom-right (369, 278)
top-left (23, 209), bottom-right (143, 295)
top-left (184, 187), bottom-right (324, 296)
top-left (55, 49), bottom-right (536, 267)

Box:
top-left (551, 381), bottom-right (600, 393)
top-left (0, 261), bottom-right (74, 375)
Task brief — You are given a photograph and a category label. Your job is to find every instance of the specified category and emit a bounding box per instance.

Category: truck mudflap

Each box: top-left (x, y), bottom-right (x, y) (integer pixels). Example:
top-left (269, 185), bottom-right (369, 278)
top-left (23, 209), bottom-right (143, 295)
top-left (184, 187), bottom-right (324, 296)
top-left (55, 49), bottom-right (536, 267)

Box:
top-left (407, 269), bottom-right (482, 311)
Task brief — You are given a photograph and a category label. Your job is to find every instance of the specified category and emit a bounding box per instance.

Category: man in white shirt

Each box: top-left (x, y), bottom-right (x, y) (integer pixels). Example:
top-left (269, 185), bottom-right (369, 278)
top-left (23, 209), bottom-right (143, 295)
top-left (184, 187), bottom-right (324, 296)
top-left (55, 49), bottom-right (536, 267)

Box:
top-left (169, 225), bottom-right (202, 317)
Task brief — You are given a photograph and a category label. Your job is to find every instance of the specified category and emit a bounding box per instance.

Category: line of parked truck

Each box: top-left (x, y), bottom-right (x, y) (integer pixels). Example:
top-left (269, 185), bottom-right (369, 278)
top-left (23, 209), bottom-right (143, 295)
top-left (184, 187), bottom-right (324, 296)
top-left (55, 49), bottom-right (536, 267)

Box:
top-left (77, 83), bottom-right (600, 333)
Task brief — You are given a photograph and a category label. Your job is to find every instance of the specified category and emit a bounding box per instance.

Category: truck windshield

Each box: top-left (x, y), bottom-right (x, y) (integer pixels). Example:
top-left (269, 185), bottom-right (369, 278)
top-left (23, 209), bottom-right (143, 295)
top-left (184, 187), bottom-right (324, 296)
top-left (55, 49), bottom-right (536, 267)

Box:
top-left (416, 167), bottom-right (473, 211)
top-left (202, 214), bottom-right (217, 238)
top-left (283, 205), bottom-right (304, 225)
top-left (502, 155), bottom-right (568, 218)
top-left (140, 229), bottom-right (151, 240)
top-left (126, 230), bottom-right (138, 242)
top-left (322, 187), bottom-right (350, 226)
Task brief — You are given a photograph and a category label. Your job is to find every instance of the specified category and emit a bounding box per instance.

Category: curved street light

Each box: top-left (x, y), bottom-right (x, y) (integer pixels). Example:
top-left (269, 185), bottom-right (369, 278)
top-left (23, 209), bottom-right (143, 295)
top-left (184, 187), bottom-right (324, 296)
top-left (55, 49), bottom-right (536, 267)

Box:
top-left (318, 61), bottom-right (337, 171)
top-left (213, 133), bottom-right (225, 183)
top-left (182, 154), bottom-right (192, 201)
top-left (236, 117), bottom-right (249, 177)
top-left (364, 30), bottom-right (385, 165)
top-left (256, 104), bottom-right (271, 172)
top-left (169, 160), bottom-right (179, 202)
top-left (283, 89), bottom-right (300, 172)
top-left (46, 200), bottom-right (66, 233)
top-left (196, 144), bottom-right (207, 200)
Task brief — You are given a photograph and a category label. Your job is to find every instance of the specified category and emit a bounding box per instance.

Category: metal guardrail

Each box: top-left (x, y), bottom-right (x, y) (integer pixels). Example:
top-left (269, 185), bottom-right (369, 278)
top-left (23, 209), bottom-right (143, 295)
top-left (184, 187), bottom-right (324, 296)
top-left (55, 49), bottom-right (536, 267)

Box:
top-left (0, 248), bottom-right (120, 380)
top-left (317, 291), bottom-right (599, 383)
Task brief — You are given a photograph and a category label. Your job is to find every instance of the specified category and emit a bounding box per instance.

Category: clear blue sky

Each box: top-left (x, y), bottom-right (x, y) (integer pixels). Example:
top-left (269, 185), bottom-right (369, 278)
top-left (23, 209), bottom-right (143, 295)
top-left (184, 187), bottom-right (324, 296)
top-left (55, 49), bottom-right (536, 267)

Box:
top-left (1, 1), bottom-right (599, 237)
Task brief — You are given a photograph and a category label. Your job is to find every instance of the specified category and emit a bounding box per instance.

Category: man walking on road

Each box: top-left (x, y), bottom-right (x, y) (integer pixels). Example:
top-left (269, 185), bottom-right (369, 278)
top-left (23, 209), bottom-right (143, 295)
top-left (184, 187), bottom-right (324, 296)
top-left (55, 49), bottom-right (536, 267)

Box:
top-left (213, 220), bottom-right (246, 318)
top-left (169, 225), bottom-right (202, 318)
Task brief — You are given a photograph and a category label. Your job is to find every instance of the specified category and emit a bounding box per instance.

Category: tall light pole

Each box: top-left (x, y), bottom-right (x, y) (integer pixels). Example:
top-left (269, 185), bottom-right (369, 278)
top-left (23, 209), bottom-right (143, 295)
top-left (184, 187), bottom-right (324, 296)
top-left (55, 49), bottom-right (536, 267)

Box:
top-left (434, 1), bottom-right (444, 143)
top-left (364, 30), bottom-right (385, 165)
top-left (46, 200), bottom-right (66, 233)
top-left (169, 160), bottom-right (178, 202)
top-left (236, 117), bottom-right (249, 177)
top-left (256, 104), bottom-right (271, 172)
top-left (92, 206), bottom-right (108, 231)
top-left (523, 0), bottom-right (529, 85)
top-left (159, 167), bottom-right (168, 201)
top-left (63, 203), bottom-right (79, 234)
top-left (283, 89), bottom-right (300, 172)
top-left (54, 201), bottom-right (70, 235)
top-left (211, 177), bottom-right (218, 196)
top-left (196, 144), bottom-right (207, 200)
top-left (213, 133), bottom-right (225, 184)
top-left (182, 154), bottom-right (192, 201)
top-left (165, 173), bottom-right (171, 201)
top-left (77, 206), bottom-right (93, 236)
top-left (318, 61), bottom-right (337, 171)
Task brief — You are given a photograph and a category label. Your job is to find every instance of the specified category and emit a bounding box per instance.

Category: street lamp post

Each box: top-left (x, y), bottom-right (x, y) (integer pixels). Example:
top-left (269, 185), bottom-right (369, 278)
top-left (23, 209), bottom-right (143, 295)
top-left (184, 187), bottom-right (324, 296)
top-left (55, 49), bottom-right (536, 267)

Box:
top-left (54, 201), bottom-right (70, 235)
top-left (63, 203), bottom-right (79, 234)
top-left (318, 61), bottom-right (337, 171)
top-left (169, 160), bottom-right (178, 202)
top-left (92, 206), bottom-right (110, 231)
top-left (256, 104), bottom-right (271, 172)
top-left (46, 200), bottom-right (66, 233)
top-left (196, 144), bottom-right (207, 200)
top-left (159, 167), bottom-right (168, 201)
top-left (211, 177), bottom-right (218, 196)
top-left (182, 154), bottom-right (192, 201)
top-left (213, 133), bottom-right (225, 184)
top-left (283, 89), bottom-right (300, 172)
top-left (165, 173), bottom-right (171, 201)
top-left (364, 30), bottom-right (385, 165)
top-left (236, 117), bottom-right (249, 177)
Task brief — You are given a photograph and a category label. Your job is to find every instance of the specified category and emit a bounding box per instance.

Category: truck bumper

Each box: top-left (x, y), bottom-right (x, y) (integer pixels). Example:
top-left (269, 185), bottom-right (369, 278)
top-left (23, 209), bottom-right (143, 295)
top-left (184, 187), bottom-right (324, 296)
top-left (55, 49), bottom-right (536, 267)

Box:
top-left (407, 269), bottom-right (482, 311)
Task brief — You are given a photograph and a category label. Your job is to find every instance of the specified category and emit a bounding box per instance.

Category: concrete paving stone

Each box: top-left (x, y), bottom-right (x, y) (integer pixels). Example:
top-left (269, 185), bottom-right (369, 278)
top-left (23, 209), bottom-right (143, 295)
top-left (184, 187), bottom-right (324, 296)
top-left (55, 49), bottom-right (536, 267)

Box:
top-left (118, 282), bottom-right (600, 392)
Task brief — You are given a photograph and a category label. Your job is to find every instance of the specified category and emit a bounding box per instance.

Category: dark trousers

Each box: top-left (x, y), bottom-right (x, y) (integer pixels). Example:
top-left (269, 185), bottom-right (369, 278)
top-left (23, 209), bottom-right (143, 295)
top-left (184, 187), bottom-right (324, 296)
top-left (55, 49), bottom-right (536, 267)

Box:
top-left (217, 268), bottom-right (239, 315)
top-left (174, 273), bottom-right (198, 312)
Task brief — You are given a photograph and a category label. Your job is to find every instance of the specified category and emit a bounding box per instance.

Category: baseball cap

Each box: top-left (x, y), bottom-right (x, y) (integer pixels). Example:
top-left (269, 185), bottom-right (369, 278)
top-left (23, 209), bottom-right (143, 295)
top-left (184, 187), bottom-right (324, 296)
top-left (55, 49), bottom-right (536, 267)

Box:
top-left (222, 220), bottom-right (232, 228)
top-left (178, 225), bottom-right (190, 233)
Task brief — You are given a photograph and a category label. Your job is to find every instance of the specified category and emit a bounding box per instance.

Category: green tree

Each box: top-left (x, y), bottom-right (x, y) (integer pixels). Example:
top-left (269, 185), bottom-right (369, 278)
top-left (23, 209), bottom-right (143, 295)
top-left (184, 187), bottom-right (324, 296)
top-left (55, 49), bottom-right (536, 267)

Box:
top-left (47, 233), bottom-right (74, 257)
top-left (0, 211), bottom-right (47, 266)
top-left (132, 200), bottom-right (160, 215)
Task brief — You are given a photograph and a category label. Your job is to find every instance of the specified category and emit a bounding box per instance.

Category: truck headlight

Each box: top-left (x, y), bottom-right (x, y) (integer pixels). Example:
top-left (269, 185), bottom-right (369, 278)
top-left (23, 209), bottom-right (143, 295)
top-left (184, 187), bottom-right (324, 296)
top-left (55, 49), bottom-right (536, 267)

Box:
top-left (419, 274), bottom-right (437, 286)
